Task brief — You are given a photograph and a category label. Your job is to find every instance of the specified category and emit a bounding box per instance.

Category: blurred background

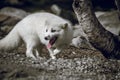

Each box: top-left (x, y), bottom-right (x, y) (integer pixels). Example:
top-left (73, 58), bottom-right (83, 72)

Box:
top-left (0, 0), bottom-right (120, 45)
top-left (1, 0), bottom-right (120, 44)
top-left (0, 0), bottom-right (119, 37)
top-left (0, 0), bottom-right (117, 25)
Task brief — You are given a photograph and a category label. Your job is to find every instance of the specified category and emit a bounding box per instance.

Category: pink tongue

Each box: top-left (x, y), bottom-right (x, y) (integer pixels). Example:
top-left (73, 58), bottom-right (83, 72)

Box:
top-left (47, 43), bottom-right (52, 49)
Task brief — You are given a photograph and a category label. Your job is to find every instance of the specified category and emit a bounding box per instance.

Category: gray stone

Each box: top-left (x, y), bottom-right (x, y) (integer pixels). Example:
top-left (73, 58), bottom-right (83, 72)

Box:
top-left (95, 11), bottom-right (120, 35)
top-left (0, 7), bottom-right (29, 26)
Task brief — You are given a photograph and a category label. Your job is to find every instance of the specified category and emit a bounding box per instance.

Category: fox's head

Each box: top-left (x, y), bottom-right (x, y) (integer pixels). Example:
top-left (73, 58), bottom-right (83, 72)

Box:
top-left (44, 21), bottom-right (68, 48)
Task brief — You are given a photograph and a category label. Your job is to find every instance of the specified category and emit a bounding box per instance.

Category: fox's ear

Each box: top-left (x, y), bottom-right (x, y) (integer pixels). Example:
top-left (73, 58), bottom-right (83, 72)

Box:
top-left (61, 23), bottom-right (68, 29)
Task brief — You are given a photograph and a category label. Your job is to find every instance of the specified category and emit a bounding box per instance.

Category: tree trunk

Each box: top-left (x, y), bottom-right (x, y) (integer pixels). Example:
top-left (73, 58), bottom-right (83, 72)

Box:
top-left (115, 0), bottom-right (120, 20)
top-left (72, 0), bottom-right (120, 59)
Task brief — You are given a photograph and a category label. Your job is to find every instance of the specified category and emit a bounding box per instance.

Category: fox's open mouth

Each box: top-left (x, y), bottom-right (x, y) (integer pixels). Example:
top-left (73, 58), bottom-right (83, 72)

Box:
top-left (50, 36), bottom-right (58, 45)
top-left (47, 36), bottom-right (58, 48)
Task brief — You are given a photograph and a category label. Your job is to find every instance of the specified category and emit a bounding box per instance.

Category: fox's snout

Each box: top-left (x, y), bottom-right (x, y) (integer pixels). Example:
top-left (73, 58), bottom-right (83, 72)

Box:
top-left (44, 35), bottom-right (50, 40)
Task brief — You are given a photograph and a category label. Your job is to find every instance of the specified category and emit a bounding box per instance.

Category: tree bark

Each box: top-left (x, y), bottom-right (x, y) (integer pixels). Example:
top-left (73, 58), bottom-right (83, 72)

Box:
top-left (115, 0), bottom-right (120, 20)
top-left (73, 0), bottom-right (120, 59)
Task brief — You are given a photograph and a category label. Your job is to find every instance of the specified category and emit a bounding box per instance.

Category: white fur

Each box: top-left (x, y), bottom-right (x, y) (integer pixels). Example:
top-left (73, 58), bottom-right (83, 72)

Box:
top-left (0, 12), bottom-right (73, 59)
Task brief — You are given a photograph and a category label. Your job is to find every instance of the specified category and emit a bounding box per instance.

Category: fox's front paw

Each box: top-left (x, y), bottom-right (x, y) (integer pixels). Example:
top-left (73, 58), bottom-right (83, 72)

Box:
top-left (50, 55), bottom-right (56, 59)
top-left (26, 53), bottom-right (37, 60)
top-left (53, 49), bottom-right (61, 55)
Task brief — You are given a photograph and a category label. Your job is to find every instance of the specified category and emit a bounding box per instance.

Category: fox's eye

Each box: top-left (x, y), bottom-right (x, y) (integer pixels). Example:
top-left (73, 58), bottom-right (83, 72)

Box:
top-left (46, 29), bottom-right (48, 32)
top-left (51, 29), bottom-right (56, 32)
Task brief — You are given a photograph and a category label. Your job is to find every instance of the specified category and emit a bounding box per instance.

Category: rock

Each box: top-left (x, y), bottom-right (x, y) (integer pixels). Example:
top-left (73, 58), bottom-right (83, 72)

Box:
top-left (72, 36), bottom-right (92, 49)
top-left (95, 11), bottom-right (120, 35)
top-left (73, 24), bottom-right (88, 38)
top-left (0, 7), bottom-right (29, 19)
top-left (51, 4), bottom-right (61, 15)
top-left (0, 7), bottom-right (29, 26)
top-left (72, 36), bottom-right (82, 48)
top-left (71, 25), bottom-right (95, 49)
top-left (0, 7), bottom-right (29, 34)
top-left (0, 13), bottom-right (20, 26)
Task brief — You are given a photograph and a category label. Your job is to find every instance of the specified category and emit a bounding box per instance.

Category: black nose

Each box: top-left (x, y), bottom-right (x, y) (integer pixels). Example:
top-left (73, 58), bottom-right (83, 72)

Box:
top-left (44, 37), bottom-right (49, 40)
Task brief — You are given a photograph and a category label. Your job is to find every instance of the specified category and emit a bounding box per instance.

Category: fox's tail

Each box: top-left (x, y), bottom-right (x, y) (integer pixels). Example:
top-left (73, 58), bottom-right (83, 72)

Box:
top-left (0, 27), bottom-right (22, 51)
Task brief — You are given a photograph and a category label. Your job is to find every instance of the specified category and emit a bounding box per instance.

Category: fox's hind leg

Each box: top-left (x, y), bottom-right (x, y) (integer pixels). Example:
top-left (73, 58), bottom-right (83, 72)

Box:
top-left (35, 45), bottom-right (44, 58)
top-left (25, 40), bottom-right (38, 59)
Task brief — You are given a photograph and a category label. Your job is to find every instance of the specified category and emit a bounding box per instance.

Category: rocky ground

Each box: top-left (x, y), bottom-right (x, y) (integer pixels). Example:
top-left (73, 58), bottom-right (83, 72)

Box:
top-left (0, 2), bottom-right (120, 80)
top-left (0, 45), bottom-right (120, 80)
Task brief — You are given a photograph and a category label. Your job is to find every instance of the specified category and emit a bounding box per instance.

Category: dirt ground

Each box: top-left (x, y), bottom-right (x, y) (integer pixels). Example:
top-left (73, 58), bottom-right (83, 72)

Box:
top-left (0, 45), bottom-right (120, 80)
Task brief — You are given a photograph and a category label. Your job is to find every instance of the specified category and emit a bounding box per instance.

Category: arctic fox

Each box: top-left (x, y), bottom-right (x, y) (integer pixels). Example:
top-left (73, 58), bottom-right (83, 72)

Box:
top-left (0, 12), bottom-right (73, 59)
